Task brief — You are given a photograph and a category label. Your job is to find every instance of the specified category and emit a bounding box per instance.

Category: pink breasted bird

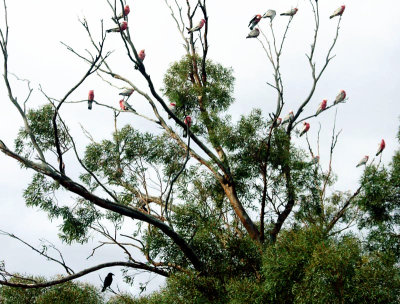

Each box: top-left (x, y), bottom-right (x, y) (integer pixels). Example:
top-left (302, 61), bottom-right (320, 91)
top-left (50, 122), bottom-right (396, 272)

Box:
top-left (310, 155), bottom-right (320, 165)
top-left (263, 10), bottom-right (276, 21)
top-left (300, 122), bottom-right (310, 137)
top-left (248, 14), bottom-right (262, 30)
top-left (119, 88), bottom-right (134, 98)
top-left (135, 49), bottom-right (146, 70)
top-left (280, 8), bottom-right (298, 16)
top-left (168, 102), bottom-right (176, 119)
top-left (376, 139), bottom-right (385, 156)
top-left (316, 99), bottom-right (327, 115)
top-left (330, 5), bottom-right (345, 19)
top-left (183, 116), bottom-right (192, 138)
top-left (106, 21), bottom-right (128, 33)
top-left (187, 19), bottom-right (205, 33)
top-left (116, 5), bottom-right (130, 20)
top-left (119, 99), bottom-right (126, 111)
top-left (274, 117), bottom-right (282, 128)
top-left (334, 90), bottom-right (346, 105)
top-left (282, 111), bottom-right (294, 124)
top-left (246, 28), bottom-right (260, 39)
top-left (356, 155), bottom-right (369, 167)
top-left (88, 90), bottom-right (94, 110)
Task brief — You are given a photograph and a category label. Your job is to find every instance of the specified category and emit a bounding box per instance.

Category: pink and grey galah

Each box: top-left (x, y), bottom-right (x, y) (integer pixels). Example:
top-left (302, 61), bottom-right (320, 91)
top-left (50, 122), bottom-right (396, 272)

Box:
top-left (356, 155), bottom-right (369, 167)
top-left (119, 88), bottom-right (134, 98)
top-left (334, 90), bottom-right (346, 105)
top-left (299, 122), bottom-right (310, 137)
top-left (116, 5), bottom-right (130, 20)
top-left (135, 50), bottom-right (146, 70)
top-left (274, 117), bottom-right (282, 128)
top-left (248, 14), bottom-right (262, 30)
top-left (263, 10), bottom-right (276, 21)
top-left (246, 28), bottom-right (260, 39)
top-left (282, 111), bottom-right (294, 124)
top-left (119, 99), bottom-right (126, 111)
top-left (183, 116), bottom-right (192, 138)
top-left (330, 5), bottom-right (345, 19)
top-left (280, 8), bottom-right (298, 16)
top-left (376, 139), bottom-right (386, 156)
top-left (316, 99), bottom-right (327, 115)
top-left (106, 21), bottom-right (128, 33)
top-left (88, 90), bottom-right (94, 110)
top-left (187, 19), bottom-right (205, 33)
top-left (168, 102), bottom-right (176, 119)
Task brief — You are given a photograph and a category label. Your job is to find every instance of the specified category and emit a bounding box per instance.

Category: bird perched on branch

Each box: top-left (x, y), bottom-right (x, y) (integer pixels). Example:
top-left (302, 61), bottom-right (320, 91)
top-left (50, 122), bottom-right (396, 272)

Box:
top-left (280, 8), bottom-right (298, 16)
top-left (246, 28), bottom-right (260, 39)
top-left (310, 155), bottom-right (320, 165)
top-left (101, 273), bottom-right (114, 292)
top-left (334, 90), bottom-right (346, 105)
top-left (248, 14), bottom-right (262, 30)
top-left (183, 116), bottom-right (192, 138)
top-left (119, 99), bottom-right (135, 112)
top-left (106, 21), bottom-right (128, 33)
top-left (88, 90), bottom-right (94, 110)
top-left (376, 139), bottom-right (385, 156)
top-left (273, 117), bottom-right (282, 128)
top-left (330, 5), bottom-right (345, 19)
top-left (168, 102), bottom-right (176, 119)
top-left (187, 19), bottom-right (205, 33)
top-left (263, 10), bottom-right (276, 21)
top-left (356, 155), bottom-right (369, 167)
top-left (114, 5), bottom-right (130, 20)
top-left (300, 122), bottom-right (310, 137)
top-left (119, 88), bottom-right (134, 99)
top-left (135, 49), bottom-right (145, 69)
top-left (282, 111), bottom-right (294, 125)
top-left (316, 99), bottom-right (327, 115)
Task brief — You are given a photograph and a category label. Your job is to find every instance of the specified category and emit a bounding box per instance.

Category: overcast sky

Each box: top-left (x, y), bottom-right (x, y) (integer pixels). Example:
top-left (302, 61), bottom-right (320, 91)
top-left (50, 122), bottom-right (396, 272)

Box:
top-left (0, 0), bottom-right (399, 297)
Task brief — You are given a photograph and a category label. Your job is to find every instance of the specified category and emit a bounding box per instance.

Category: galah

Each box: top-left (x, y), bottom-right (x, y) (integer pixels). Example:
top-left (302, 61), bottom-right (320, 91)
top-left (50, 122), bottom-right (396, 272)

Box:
top-left (248, 14), bottom-right (262, 30)
top-left (299, 122), bottom-right (310, 137)
top-left (334, 90), bottom-right (346, 105)
top-left (356, 155), bottom-right (369, 167)
top-left (88, 90), bottom-right (94, 110)
top-left (282, 111), bottom-right (294, 124)
top-left (183, 115), bottom-right (192, 138)
top-left (246, 28), bottom-right (260, 39)
top-left (119, 99), bottom-right (126, 111)
top-left (116, 5), bottom-right (130, 20)
top-left (274, 117), bottom-right (282, 128)
top-left (330, 5), bottom-right (345, 19)
top-left (263, 10), bottom-right (276, 21)
top-left (280, 8), bottom-right (298, 16)
top-left (376, 139), bottom-right (385, 156)
top-left (168, 102), bottom-right (176, 119)
top-left (310, 155), bottom-right (320, 165)
top-left (106, 21), bottom-right (128, 33)
top-left (119, 88), bottom-right (134, 97)
top-left (135, 49), bottom-right (146, 70)
top-left (316, 99), bottom-right (327, 115)
top-left (187, 19), bottom-right (205, 33)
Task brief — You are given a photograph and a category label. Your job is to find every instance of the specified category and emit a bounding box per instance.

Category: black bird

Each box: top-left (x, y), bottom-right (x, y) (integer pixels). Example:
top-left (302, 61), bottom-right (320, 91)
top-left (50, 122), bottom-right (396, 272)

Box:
top-left (101, 273), bottom-right (114, 292)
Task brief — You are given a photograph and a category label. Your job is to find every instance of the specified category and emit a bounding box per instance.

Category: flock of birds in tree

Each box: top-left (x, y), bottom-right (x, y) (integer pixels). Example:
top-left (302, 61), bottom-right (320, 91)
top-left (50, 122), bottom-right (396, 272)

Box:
top-left (86, 3), bottom-right (384, 179)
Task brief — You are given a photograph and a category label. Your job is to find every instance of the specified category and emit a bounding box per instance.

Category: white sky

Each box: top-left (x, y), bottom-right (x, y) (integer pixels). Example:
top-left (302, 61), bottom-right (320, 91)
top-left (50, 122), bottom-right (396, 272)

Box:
top-left (0, 0), bottom-right (399, 297)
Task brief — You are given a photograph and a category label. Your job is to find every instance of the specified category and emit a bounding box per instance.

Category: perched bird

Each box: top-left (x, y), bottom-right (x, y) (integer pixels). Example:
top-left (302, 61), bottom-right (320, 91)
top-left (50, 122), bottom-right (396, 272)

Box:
top-left (280, 8), bottom-right (298, 16)
top-left (356, 155), bottom-right (369, 167)
top-left (119, 99), bottom-right (126, 111)
top-left (168, 102), bottom-right (176, 119)
top-left (135, 49), bottom-right (146, 70)
top-left (106, 21), bottom-right (128, 33)
top-left (183, 116), bottom-right (192, 138)
top-left (88, 90), bottom-right (94, 110)
top-left (282, 111), bottom-right (294, 124)
top-left (316, 99), bottom-right (327, 115)
top-left (263, 10), bottom-right (276, 21)
top-left (330, 5), bottom-right (345, 19)
top-left (248, 14), bottom-right (262, 30)
top-left (246, 28), bottom-right (260, 39)
top-left (187, 19), bottom-right (205, 33)
top-left (334, 90), bottom-right (346, 105)
top-left (376, 139), bottom-right (385, 156)
top-left (273, 117), bottom-right (282, 128)
top-left (299, 122), bottom-right (310, 137)
top-left (119, 88), bottom-right (134, 98)
top-left (310, 155), bottom-right (320, 165)
top-left (101, 273), bottom-right (114, 292)
top-left (116, 5), bottom-right (130, 20)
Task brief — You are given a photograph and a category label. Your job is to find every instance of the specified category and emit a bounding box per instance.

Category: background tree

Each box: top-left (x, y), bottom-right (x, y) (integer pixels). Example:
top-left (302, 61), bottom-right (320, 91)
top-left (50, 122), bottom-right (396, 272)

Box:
top-left (0, 0), bottom-right (399, 302)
